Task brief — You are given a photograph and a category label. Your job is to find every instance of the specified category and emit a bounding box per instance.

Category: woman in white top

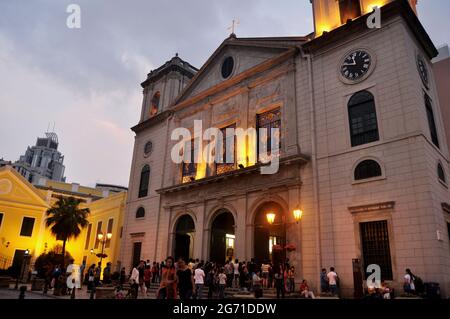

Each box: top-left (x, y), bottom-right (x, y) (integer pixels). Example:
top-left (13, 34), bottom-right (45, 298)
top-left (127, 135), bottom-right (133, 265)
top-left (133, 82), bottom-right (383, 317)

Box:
top-left (194, 263), bottom-right (205, 299)
top-left (403, 268), bottom-right (416, 295)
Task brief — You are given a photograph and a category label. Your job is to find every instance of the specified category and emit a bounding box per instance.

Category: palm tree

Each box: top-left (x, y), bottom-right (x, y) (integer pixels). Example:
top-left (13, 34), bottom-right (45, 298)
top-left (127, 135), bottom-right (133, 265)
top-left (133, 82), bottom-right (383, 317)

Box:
top-left (46, 196), bottom-right (90, 267)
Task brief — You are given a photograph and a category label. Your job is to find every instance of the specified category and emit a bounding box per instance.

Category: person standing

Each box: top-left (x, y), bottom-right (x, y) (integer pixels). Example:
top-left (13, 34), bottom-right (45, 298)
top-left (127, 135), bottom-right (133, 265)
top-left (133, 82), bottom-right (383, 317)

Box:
top-left (158, 257), bottom-right (178, 299)
top-left (144, 265), bottom-right (152, 296)
top-left (119, 267), bottom-right (126, 287)
top-left (103, 262), bottom-right (111, 284)
top-left (94, 262), bottom-right (102, 287)
top-left (129, 262), bottom-right (141, 299)
top-left (224, 261), bottom-right (232, 288)
top-left (288, 266), bottom-right (295, 293)
top-left (320, 268), bottom-right (329, 294)
top-left (194, 263), bottom-right (205, 299)
top-left (233, 259), bottom-right (240, 288)
top-left (87, 264), bottom-right (95, 292)
top-left (177, 259), bottom-right (195, 300)
top-left (404, 268), bottom-right (416, 295)
top-left (274, 266), bottom-right (285, 299)
top-left (261, 261), bottom-right (269, 288)
top-left (218, 268), bottom-right (227, 299)
top-left (79, 261), bottom-right (86, 289)
top-left (327, 267), bottom-right (338, 296)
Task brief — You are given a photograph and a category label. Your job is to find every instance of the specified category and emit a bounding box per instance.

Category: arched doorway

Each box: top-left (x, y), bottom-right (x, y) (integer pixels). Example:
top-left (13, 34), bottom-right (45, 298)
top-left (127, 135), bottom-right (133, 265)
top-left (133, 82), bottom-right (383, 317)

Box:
top-left (209, 210), bottom-right (235, 265)
top-left (173, 215), bottom-right (195, 262)
top-left (253, 202), bottom-right (286, 264)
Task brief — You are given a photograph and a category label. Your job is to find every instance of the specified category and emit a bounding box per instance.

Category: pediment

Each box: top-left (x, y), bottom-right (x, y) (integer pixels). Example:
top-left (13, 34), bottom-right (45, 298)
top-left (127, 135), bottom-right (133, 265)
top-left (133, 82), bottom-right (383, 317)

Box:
top-left (174, 36), bottom-right (303, 105)
top-left (0, 167), bottom-right (49, 208)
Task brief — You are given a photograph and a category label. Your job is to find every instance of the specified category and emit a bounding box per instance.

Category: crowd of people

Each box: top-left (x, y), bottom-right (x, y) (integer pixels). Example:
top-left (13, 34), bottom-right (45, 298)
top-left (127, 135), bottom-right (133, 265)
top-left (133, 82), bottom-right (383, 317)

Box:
top-left (125, 257), bottom-right (324, 300)
top-left (35, 256), bottom-right (422, 300)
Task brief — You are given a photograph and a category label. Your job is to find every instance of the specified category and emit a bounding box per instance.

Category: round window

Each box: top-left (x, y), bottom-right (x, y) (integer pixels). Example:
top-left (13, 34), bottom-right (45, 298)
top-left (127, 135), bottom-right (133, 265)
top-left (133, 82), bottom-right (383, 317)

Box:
top-left (144, 141), bottom-right (153, 156)
top-left (221, 56), bottom-right (234, 79)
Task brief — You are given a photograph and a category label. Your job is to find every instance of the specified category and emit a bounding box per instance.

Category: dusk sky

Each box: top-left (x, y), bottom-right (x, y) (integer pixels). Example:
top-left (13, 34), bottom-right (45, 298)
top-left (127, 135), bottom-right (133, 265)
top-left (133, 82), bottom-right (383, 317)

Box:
top-left (1, 0), bottom-right (449, 187)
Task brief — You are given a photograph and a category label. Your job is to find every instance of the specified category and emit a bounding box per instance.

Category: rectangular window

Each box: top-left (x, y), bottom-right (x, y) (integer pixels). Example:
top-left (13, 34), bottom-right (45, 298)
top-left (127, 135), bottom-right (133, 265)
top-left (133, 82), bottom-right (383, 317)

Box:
top-left (447, 222), bottom-right (450, 244)
top-left (20, 217), bottom-right (35, 237)
top-left (360, 220), bottom-right (393, 280)
top-left (182, 139), bottom-right (198, 183)
top-left (216, 124), bottom-right (237, 175)
top-left (257, 108), bottom-right (281, 163)
top-left (94, 221), bottom-right (103, 249)
top-left (0, 213), bottom-right (3, 229)
top-left (425, 94), bottom-right (440, 148)
top-left (106, 219), bottom-right (114, 248)
top-left (84, 223), bottom-right (92, 250)
top-left (349, 99), bottom-right (379, 146)
top-left (339, 0), bottom-right (362, 24)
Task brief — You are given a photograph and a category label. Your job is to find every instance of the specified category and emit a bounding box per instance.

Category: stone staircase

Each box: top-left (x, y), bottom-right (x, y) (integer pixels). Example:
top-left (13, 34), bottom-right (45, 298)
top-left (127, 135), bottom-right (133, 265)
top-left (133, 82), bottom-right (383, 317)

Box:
top-left (143, 283), bottom-right (302, 299)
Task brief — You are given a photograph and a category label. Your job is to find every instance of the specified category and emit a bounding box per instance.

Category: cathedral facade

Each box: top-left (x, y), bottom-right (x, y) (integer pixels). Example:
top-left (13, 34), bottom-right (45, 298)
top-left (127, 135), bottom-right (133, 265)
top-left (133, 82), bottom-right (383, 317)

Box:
top-left (120, 0), bottom-right (450, 297)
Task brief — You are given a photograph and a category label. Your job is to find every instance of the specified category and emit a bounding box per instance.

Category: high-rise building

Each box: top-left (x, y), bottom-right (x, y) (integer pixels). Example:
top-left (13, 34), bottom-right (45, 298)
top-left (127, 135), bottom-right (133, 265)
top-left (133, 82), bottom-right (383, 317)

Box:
top-left (13, 132), bottom-right (66, 184)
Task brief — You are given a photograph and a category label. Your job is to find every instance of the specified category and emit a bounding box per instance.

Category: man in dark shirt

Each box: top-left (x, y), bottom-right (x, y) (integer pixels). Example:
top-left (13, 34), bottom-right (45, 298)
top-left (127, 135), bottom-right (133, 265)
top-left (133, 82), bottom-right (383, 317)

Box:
top-left (177, 259), bottom-right (194, 299)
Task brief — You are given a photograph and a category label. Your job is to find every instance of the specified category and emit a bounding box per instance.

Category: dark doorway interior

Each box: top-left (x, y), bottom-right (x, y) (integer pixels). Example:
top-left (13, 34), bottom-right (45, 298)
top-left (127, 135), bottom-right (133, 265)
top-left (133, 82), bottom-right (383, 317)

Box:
top-left (210, 210), bottom-right (235, 265)
top-left (12, 249), bottom-right (26, 276)
top-left (173, 215), bottom-right (195, 262)
top-left (132, 242), bottom-right (142, 268)
top-left (253, 202), bottom-right (285, 264)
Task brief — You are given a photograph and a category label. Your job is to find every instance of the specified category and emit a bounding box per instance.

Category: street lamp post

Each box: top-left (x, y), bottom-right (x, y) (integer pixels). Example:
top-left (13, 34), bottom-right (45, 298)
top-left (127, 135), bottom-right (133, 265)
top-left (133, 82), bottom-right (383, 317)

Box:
top-left (266, 208), bottom-right (303, 267)
top-left (96, 232), bottom-right (112, 269)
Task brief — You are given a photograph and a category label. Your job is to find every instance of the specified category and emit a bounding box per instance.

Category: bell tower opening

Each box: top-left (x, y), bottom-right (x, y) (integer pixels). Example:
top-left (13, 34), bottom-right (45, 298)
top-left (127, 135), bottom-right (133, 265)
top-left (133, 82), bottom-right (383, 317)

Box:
top-left (338, 0), bottom-right (361, 24)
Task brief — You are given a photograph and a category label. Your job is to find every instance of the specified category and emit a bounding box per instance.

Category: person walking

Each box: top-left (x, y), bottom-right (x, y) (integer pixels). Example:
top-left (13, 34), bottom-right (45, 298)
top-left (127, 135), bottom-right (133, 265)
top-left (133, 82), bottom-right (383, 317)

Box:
top-left (177, 259), bottom-right (195, 300)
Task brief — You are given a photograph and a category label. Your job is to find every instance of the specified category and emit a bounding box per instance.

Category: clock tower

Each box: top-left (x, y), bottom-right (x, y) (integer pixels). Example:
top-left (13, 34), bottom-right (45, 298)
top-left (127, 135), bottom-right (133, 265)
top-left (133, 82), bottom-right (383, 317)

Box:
top-left (311, 0), bottom-right (418, 36)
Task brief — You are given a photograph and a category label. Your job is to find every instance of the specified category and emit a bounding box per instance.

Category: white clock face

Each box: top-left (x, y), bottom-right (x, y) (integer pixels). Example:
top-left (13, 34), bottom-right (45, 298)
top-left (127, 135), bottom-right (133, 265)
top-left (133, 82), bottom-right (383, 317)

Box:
top-left (341, 50), bottom-right (372, 81)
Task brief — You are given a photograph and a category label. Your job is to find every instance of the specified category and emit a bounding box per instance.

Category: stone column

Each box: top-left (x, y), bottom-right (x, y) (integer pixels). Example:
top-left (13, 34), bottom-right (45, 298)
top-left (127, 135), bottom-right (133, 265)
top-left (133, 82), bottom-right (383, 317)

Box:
top-left (283, 64), bottom-right (300, 156)
top-left (234, 196), bottom-right (247, 261)
top-left (194, 203), bottom-right (206, 260)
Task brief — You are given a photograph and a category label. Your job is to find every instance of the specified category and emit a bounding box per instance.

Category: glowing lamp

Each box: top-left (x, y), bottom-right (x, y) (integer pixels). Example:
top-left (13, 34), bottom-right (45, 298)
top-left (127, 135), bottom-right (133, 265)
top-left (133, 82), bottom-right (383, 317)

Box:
top-left (97, 233), bottom-right (104, 240)
top-left (293, 209), bottom-right (303, 223)
top-left (24, 249), bottom-right (29, 256)
top-left (106, 233), bottom-right (113, 240)
top-left (266, 212), bottom-right (276, 225)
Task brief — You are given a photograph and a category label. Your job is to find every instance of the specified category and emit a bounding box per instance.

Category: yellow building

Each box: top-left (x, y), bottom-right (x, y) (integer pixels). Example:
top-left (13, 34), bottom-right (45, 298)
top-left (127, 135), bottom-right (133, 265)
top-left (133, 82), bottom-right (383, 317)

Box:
top-left (0, 165), bottom-right (126, 274)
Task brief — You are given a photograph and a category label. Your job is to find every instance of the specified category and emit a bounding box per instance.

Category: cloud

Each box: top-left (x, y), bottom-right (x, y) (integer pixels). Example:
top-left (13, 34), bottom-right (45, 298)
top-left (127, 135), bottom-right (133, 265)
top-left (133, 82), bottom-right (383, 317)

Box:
top-left (0, 0), bottom-right (448, 187)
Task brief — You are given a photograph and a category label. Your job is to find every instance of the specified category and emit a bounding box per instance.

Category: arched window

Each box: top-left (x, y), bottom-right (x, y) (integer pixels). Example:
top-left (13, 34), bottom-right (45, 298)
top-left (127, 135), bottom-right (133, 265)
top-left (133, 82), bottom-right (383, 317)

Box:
top-left (138, 165), bottom-right (150, 198)
top-left (425, 94), bottom-right (439, 148)
top-left (150, 91), bottom-right (160, 116)
top-left (348, 91), bottom-right (379, 147)
top-left (354, 160), bottom-right (382, 181)
top-left (136, 207), bottom-right (145, 219)
top-left (438, 163), bottom-right (446, 184)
